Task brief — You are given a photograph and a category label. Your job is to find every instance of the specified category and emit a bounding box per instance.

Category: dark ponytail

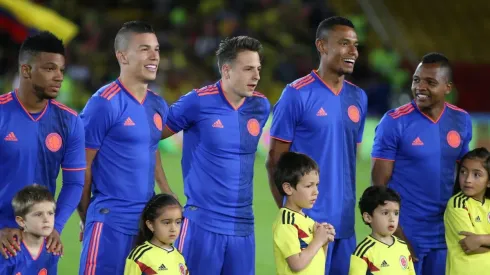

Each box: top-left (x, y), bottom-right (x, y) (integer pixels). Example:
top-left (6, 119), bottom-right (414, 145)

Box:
top-left (454, 147), bottom-right (490, 199)
top-left (136, 194), bottom-right (181, 247)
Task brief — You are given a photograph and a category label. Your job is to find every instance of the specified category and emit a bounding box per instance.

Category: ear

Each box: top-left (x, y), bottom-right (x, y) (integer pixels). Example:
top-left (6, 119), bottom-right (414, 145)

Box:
top-left (221, 64), bottom-right (231, 79)
top-left (362, 212), bottom-right (372, 224)
top-left (282, 182), bottom-right (294, 196)
top-left (116, 50), bottom-right (128, 65)
top-left (315, 38), bottom-right (327, 55)
top-left (20, 64), bottom-right (31, 79)
top-left (15, 216), bottom-right (26, 229)
top-left (145, 220), bottom-right (154, 232)
top-left (445, 82), bottom-right (452, 95)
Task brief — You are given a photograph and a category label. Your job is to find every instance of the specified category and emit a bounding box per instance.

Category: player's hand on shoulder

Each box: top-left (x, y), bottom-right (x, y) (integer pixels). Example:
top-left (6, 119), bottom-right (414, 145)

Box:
top-left (46, 229), bottom-right (63, 256)
top-left (0, 228), bottom-right (22, 259)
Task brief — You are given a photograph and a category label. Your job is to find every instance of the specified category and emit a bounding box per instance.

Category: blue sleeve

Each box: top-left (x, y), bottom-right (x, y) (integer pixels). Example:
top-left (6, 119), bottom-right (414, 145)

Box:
top-left (80, 96), bottom-right (115, 150)
top-left (270, 86), bottom-right (302, 142)
top-left (48, 254), bottom-right (60, 274)
top-left (0, 255), bottom-right (16, 274)
top-left (458, 113), bottom-right (473, 160)
top-left (56, 116), bottom-right (86, 233)
top-left (371, 112), bottom-right (400, 161)
top-left (261, 98), bottom-right (271, 128)
top-left (165, 91), bottom-right (199, 133)
top-left (357, 89), bottom-right (368, 143)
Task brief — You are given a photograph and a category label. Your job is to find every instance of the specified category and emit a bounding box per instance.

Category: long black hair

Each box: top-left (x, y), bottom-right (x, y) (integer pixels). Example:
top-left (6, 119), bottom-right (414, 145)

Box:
top-left (136, 194), bottom-right (181, 246)
top-left (453, 147), bottom-right (490, 199)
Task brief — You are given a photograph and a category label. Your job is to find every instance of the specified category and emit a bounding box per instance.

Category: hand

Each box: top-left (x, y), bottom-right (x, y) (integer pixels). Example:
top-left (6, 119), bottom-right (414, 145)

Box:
top-left (319, 222), bottom-right (336, 243)
top-left (46, 229), bottom-right (63, 256)
top-left (313, 223), bottom-right (332, 245)
top-left (459, 231), bottom-right (483, 254)
top-left (79, 221), bottom-right (84, 242)
top-left (0, 228), bottom-right (22, 259)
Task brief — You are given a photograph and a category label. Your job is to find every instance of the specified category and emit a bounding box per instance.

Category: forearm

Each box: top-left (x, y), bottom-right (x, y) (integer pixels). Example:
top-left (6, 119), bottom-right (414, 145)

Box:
top-left (479, 234), bottom-right (490, 247)
top-left (77, 168), bottom-right (93, 223)
top-left (55, 170), bottom-right (84, 233)
top-left (155, 151), bottom-right (173, 194)
top-left (266, 161), bottom-right (283, 208)
top-left (287, 240), bottom-right (324, 272)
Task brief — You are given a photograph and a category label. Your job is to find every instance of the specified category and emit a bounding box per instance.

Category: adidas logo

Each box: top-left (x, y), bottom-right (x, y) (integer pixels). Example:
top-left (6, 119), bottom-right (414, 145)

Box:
top-left (212, 119), bottom-right (224, 128)
top-left (4, 132), bottom-right (17, 141)
top-left (412, 137), bottom-right (424, 146)
top-left (124, 117), bottom-right (135, 126)
top-left (381, 260), bottom-right (389, 267)
top-left (476, 216), bottom-right (481, 222)
top-left (158, 264), bottom-right (167, 271)
top-left (316, 107), bottom-right (327, 116)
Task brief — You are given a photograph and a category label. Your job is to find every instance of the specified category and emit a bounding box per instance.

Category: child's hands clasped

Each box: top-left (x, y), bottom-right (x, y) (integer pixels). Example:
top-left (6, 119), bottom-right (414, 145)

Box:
top-left (314, 222), bottom-right (336, 244)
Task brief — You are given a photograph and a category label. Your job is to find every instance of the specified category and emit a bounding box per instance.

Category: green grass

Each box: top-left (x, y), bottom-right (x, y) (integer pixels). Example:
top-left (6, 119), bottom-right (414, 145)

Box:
top-left (57, 153), bottom-right (371, 274)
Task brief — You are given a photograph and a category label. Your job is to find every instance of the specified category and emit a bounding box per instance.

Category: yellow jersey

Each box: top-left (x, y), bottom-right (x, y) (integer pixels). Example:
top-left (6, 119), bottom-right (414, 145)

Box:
top-left (124, 241), bottom-right (189, 275)
top-left (444, 192), bottom-right (490, 275)
top-left (349, 235), bottom-right (415, 275)
top-left (272, 207), bottom-right (325, 275)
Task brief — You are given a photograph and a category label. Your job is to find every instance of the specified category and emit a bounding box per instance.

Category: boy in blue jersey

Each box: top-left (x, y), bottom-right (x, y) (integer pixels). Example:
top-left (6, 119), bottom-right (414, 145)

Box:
top-left (160, 36), bottom-right (270, 275)
top-left (0, 31), bottom-right (85, 259)
top-left (0, 185), bottom-right (60, 274)
top-left (371, 53), bottom-right (472, 275)
top-left (267, 16), bottom-right (367, 275)
top-left (78, 21), bottom-right (172, 275)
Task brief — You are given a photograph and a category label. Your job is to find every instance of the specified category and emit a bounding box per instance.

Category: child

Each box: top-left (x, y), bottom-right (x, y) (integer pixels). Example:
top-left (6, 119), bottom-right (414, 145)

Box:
top-left (0, 184), bottom-right (60, 275)
top-left (349, 186), bottom-right (415, 275)
top-left (444, 147), bottom-right (490, 275)
top-left (124, 194), bottom-right (188, 275)
top-left (272, 152), bottom-right (335, 275)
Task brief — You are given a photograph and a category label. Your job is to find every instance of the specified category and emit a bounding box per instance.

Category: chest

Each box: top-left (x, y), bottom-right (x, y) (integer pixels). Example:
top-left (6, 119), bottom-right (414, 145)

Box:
top-left (297, 219), bottom-right (315, 250)
top-left (398, 119), bottom-right (465, 160)
top-left (300, 93), bottom-right (362, 137)
top-left (108, 103), bottom-right (164, 148)
top-left (0, 110), bottom-right (69, 162)
top-left (468, 203), bottom-right (490, 233)
top-left (195, 105), bottom-right (266, 153)
top-left (145, 253), bottom-right (187, 275)
top-left (371, 247), bottom-right (413, 274)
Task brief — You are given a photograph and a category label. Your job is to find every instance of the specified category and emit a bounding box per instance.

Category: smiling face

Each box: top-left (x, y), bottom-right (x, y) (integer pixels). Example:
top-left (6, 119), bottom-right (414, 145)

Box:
top-left (316, 25), bottom-right (359, 75)
top-left (117, 32), bottom-right (160, 82)
top-left (411, 62), bottom-right (451, 111)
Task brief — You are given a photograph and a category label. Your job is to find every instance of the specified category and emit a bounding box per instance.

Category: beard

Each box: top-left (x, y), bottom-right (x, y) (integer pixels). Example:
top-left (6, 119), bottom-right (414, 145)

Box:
top-left (32, 84), bottom-right (56, 100)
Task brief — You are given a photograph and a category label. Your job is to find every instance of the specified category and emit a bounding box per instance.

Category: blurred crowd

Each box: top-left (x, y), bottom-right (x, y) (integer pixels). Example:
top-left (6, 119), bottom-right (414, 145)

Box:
top-left (0, 0), bottom-right (409, 114)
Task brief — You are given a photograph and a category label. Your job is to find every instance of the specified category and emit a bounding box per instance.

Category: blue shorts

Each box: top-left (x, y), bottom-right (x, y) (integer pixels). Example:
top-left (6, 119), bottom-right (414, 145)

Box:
top-left (79, 221), bottom-right (136, 275)
top-left (413, 247), bottom-right (446, 275)
top-left (175, 218), bottom-right (255, 275)
top-left (325, 235), bottom-right (356, 275)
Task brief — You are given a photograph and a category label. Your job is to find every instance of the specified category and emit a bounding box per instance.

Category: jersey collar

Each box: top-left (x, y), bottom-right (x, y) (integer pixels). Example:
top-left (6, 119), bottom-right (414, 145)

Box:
top-left (13, 90), bottom-right (49, 122)
top-left (310, 70), bottom-right (343, 96)
top-left (216, 80), bottom-right (247, 111)
top-left (116, 78), bottom-right (148, 105)
top-left (412, 100), bottom-right (446, 124)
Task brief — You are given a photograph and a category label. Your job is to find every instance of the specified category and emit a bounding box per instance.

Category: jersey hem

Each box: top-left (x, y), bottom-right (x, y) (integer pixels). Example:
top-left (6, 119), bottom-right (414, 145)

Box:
top-left (371, 156), bottom-right (395, 161)
top-left (270, 135), bottom-right (292, 143)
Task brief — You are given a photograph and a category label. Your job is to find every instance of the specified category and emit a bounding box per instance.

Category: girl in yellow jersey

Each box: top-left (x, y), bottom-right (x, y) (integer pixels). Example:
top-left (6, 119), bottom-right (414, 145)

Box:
top-left (445, 147), bottom-right (490, 275)
top-left (124, 194), bottom-right (188, 275)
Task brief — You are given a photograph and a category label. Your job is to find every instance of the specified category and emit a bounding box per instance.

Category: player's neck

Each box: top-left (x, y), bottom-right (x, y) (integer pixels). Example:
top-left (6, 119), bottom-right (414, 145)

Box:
top-left (284, 199), bottom-right (304, 216)
top-left (22, 231), bottom-right (45, 257)
top-left (316, 66), bottom-right (345, 91)
top-left (221, 80), bottom-right (246, 108)
top-left (370, 232), bottom-right (394, 246)
top-left (17, 83), bottom-right (49, 113)
top-left (118, 74), bottom-right (148, 102)
top-left (419, 103), bottom-right (445, 121)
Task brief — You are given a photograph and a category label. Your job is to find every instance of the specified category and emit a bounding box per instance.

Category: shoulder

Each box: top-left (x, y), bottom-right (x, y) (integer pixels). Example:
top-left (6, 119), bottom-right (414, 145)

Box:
top-left (385, 103), bottom-right (416, 120)
top-left (95, 81), bottom-right (122, 101)
top-left (146, 90), bottom-right (167, 104)
top-left (194, 84), bottom-right (219, 98)
top-left (127, 242), bottom-right (154, 262)
top-left (273, 208), bottom-right (296, 231)
top-left (344, 80), bottom-right (367, 97)
top-left (352, 237), bottom-right (376, 258)
top-left (288, 74), bottom-right (316, 91)
top-left (446, 102), bottom-right (469, 115)
top-left (50, 100), bottom-right (78, 117)
top-left (447, 192), bottom-right (470, 209)
top-left (394, 236), bottom-right (408, 246)
top-left (0, 92), bottom-right (15, 107)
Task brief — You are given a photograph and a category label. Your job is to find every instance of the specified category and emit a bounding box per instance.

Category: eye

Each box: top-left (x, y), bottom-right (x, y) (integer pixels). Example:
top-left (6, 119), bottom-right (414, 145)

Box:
top-left (412, 78), bottom-right (420, 83)
top-left (176, 220), bottom-right (182, 225)
top-left (394, 211), bottom-right (399, 216)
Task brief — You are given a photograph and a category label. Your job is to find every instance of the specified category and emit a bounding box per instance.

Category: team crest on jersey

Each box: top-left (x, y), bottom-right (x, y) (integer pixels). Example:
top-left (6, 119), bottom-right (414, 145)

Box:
top-left (45, 133), bottom-right (62, 152)
top-left (154, 113), bottom-right (163, 131)
top-left (447, 130), bottom-right (461, 148)
top-left (247, 118), bottom-right (260, 136)
top-left (347, 105), bottom-right (360, 123)
top-left (179, 263), bottom-right (186, 275)
top-left (38, 268), bottom-right (48, 275)
top-left (399, 255), bottom-right (408, 269)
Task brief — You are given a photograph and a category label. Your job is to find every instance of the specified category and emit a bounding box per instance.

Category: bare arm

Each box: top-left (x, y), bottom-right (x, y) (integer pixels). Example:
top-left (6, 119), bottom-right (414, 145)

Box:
top-left (161, 126), bottom-right (175, 140)
top-left (155, 150), bottom-right (173, 194)
top-left (266, 138), bottom-right (291, 208)
top-left (286, 237), bottom-right (324, 272)
top-left (371, 159), bottom-right (394, 186)
top-left (77, 149), bottom-right (97, 224)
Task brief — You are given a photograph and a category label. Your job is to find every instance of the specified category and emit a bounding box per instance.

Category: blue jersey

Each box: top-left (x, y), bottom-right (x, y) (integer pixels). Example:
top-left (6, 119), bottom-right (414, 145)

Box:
top-left (270, 71), bottom-right (368, 239)
top-left (166, 81), bottom-right (270, 236)
top-left (372, 101), bottom-right (472, 249)
top-left (80, 79), bottom-right (169, 235)
top-left (0, 239), bottom-right (60, 275)
top-left (0, 91), bottom-right (85, 233)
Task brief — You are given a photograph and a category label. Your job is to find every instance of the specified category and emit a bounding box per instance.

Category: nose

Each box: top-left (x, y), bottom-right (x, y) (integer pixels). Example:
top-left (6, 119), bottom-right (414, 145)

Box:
top-left (349, 44), bottom-right (358, 58)
top-left (53, 69), bottom-right (63, 82)
top-left (149, 49), bottom-right (159, 61)
top-left (253, 69), bottom-right (260, 81)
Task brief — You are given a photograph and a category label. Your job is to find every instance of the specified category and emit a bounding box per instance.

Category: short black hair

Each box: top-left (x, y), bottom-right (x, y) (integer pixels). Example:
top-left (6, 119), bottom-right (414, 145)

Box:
top-left (454, 147), bottom-right (490, 199)
top-left (274, 152), bottom-right (319, 197)
top-left (12, 184), bottom-right (55, 218)
top-left (421, 52), bottom-right (453, 82)
top-left (316, 16), bottom-right (355, 39)
top-left (18, 31), bottom-right (65, 64)
top-left (215, 36), bottom-right (262, 73)
top-left (359, 186), bottom-right (401, 225)
top-left (114, 21), bottom-right (155, 52)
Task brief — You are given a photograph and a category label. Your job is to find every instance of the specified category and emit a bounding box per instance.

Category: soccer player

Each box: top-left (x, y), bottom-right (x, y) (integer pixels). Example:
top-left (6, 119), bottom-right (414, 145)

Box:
top-left (371, 53), bottom-right (473, 275)
top-left (0, 185), bottom-right (60, 274)
top-left (272, 152), bottom-right (335, 274)
top-left (78, 21), bottom-right (171, 275)
top-left (444, 148), bottom-right (490, 275)
top-left (266, 16), bottom-right (367, 275)
top-left (124, 194), bottom-right (188, 275)
top-left (350, 186), bottom-right (415, 275)
top-left (0, 31), bottom-right (85, 258)
top-left (160, 36), bottom-right (270, 275)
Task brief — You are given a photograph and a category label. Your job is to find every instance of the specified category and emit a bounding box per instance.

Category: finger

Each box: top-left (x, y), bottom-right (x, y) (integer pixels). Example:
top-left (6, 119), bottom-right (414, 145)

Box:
top-left (46, 236), bottom-right (53, 250)
top-left (1, 246), bottom-right (8, 258)
top-left (6, 235), bottom-right (20, 251)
